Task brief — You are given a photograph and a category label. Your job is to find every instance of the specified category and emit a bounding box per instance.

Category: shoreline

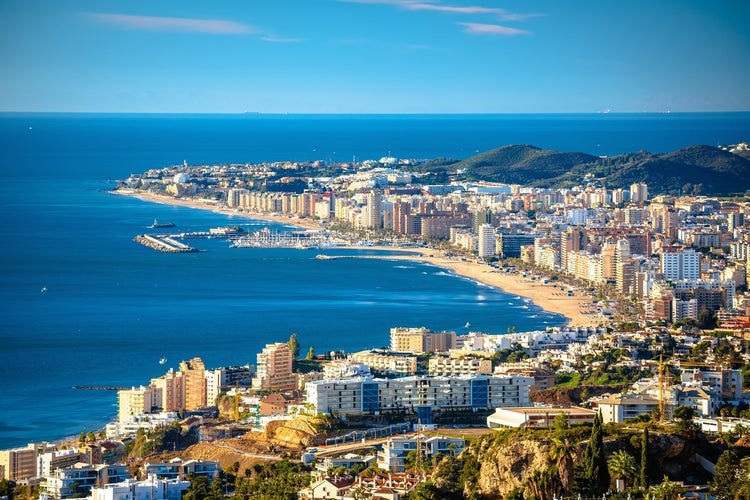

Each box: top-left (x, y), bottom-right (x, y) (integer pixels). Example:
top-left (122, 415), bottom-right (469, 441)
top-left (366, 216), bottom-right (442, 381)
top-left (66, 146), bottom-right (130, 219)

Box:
top-left (113, 189), bottom-right (601, 328)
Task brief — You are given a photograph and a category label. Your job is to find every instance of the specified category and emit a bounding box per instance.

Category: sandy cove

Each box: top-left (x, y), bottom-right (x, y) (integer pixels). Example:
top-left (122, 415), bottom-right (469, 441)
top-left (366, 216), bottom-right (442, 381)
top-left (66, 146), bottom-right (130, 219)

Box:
top-left (114, 190), bottom-right (601, 328)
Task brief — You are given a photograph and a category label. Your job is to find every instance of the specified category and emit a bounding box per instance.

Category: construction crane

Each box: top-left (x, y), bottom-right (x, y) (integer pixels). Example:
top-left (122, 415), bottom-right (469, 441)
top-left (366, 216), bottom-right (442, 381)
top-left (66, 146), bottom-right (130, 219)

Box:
top-left (658, 355), bottom-right (672, 423)
top-left (234, 382), bottom-right (240, 421)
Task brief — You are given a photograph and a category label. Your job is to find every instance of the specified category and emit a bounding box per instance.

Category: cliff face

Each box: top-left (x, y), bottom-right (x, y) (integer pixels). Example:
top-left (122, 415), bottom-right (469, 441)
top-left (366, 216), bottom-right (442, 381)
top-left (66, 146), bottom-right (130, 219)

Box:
top-left (463, 437), bottom-right (555, 497)
top-left (456, 430), bottom-right (711, 498)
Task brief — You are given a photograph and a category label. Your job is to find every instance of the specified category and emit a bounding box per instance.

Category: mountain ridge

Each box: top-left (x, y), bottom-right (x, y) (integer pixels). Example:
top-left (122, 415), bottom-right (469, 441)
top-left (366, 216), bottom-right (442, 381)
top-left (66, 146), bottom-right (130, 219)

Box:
top-left (433, 144), bottom-right (750, 196)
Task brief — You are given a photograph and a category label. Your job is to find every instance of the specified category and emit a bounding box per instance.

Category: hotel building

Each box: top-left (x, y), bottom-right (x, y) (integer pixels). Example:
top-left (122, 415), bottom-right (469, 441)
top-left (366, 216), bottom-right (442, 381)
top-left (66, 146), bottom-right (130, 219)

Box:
top-left (305, 374), bottom-right (533, 422)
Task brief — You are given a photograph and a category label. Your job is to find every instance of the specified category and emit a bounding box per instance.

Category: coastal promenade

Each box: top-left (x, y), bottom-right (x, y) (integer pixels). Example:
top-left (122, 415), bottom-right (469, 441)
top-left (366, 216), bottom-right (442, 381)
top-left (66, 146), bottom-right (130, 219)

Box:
top-left (112, 189), bottom-right (600, 327)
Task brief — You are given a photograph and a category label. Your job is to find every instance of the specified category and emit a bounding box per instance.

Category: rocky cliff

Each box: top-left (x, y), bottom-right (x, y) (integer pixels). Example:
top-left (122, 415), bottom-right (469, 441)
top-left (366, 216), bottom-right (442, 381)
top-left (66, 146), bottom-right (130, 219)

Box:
top-left (453, 428), bottom-right (713, 498)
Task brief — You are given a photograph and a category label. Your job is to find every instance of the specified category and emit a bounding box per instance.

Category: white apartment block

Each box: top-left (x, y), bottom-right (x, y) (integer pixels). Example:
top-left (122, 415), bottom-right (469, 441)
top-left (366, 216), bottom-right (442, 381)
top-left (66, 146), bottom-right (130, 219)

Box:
top-left (205, 368), bottom-right (226, 408)
top-left (596, 393), bottom-right (661, 424)
top-left (105, 413), bottom-right (180, 440)
top-left (477, 223), bottom-right (495, 258)
top-left (305, 375), bottom-right (533, 419)
top-left (630, 182), bottom-right (648, 203)
top-left (377, 435), bottom-right (465, 473)
top-left (322, 360), bottom-right (372, 381)
top-left (349, 350), bottom-right (417, 377)
top-left (44, 463), bottom-right (130, 499)
top-left (661, 248), bottom-right (699, 281)
top-left (117, 386), bottom-right (154, 423)
top-left (427, 356), bottom-right (492, 377)
top-left (91, 475), bottom-right (189, 500)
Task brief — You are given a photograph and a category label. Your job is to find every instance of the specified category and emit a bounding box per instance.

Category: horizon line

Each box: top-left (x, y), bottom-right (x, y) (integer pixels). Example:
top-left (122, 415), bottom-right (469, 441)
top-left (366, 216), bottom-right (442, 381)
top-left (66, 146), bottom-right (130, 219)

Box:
top-left (2, 110), bottom-right (750, 116)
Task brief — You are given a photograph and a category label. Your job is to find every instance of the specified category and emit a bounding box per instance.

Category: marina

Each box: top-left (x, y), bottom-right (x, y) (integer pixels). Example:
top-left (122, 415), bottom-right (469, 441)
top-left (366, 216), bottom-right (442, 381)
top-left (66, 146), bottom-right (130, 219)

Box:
top-left (230, 227), bottom-right (339, 249)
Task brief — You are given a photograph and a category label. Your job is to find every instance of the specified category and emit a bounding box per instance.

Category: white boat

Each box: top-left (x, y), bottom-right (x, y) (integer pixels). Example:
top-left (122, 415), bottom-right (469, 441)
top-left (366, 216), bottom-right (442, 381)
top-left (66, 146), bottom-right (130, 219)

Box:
top-left (159, 357), bottom-right (167, 365)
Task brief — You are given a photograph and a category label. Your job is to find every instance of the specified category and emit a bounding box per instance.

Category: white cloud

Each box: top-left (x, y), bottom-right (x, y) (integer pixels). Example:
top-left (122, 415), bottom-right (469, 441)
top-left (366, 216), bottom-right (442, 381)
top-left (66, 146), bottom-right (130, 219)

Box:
top-left (459, 22), bottom-right (530, 36)
top-left (87, 13), bottom-right (256, 35)
top-left (339, 0), bottom-right (537, 21)
top-left (260, 35), bottom-right (303, 43)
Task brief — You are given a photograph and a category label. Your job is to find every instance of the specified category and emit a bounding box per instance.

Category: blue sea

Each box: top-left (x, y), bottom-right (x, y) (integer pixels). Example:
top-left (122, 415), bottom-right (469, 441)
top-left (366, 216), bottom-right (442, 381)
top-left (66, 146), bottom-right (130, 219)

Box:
top-left (1, 112), bottom-right (748, 449)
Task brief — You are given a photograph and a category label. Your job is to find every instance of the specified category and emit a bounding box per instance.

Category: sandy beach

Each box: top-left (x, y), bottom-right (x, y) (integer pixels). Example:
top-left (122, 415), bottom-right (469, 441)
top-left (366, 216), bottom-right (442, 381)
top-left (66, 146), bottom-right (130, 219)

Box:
top-left (358, 249), bottom-right (601, 328)
top-left (114, 189), bottom-right (602, 328)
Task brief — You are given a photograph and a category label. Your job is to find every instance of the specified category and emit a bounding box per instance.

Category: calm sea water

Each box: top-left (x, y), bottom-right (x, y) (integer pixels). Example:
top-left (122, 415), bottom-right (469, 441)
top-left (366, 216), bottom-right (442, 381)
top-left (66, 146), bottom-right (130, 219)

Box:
top-left (1, 112), bottom-right (748, 449)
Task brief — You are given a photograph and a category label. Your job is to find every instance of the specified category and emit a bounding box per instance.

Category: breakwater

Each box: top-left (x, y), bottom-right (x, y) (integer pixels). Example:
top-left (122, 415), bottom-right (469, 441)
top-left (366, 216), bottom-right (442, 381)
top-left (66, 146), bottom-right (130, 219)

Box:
top-left (133, 234), bottom-right (198, 253)
top-left (73, 385), bottom-right (127, 391)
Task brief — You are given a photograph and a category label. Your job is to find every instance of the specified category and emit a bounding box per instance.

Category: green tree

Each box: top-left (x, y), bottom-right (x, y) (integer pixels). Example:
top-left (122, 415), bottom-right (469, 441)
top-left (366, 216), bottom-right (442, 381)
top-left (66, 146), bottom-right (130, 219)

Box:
top-left (0, 478), bottom-right (13, 499)
top-left (306, 346), bottom-right (315, 360)
top-left (552, 412), bottom-right (569, 434)
top-left (638, 427), bottom-right (649, 489)
top-left (405, 449), bottom-right (429, 473)
top-left (672, 405), bottom-right (696, 431)
top-left (733, 457), bottom-right (750, 500)
top-left (574, 411), bottom-right (609, 496)
top-left (183, 475), bottom-right (213, 500)
top-left (645, 476), bottom-right (683, 500)
top-left (409, 481), bottom-right (442, 500)
top-left (608, 450), bottom-right (638, 490)
top-left (710, 449), bottom-right (742, 500)
top-left (525, 467), bottom-right (563, 500)
top-left (549, 435), bottom-right (576, 494)
top-left (697, 308), bottom-right (717, 330)
top-left (288, 333), bottom-right (300, 359)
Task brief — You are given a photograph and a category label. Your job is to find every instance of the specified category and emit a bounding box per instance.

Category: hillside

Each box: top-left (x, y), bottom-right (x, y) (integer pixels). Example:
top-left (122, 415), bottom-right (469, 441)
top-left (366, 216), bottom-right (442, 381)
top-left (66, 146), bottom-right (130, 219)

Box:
top-left (453, 145), bottom-right (599, 186)
top-left (424, 426), bottom-right (719, 498)
top-left (449, 144), bottom-right (750, 196)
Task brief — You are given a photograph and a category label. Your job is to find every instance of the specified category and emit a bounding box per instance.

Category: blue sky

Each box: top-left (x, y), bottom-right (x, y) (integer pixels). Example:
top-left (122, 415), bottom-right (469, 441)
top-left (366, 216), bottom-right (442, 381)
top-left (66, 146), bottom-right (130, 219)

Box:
top-left (1, 0), bottom-right (749, 113)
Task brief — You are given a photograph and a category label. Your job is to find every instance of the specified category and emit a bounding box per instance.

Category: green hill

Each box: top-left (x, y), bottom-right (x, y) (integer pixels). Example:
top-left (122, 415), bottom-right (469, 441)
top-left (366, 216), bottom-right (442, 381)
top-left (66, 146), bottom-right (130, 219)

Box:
top-left (454, 145), bottom-right (599, 186)
top-left (449, 144), bottom-right (750, 196)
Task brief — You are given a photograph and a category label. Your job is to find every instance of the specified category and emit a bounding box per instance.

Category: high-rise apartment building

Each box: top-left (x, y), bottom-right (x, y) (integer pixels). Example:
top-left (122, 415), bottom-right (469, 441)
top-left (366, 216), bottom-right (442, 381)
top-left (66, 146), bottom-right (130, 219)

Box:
top-left (180, 357), bottom-right (207, 410)
top-left (661, 247), bottom-right (699, 281)
top-left (151, 370), bottom-right (185, 413)
top-left (614, 239), bottom-right (634, 294)
top-left (472, 208), bottom-right (492, 234)
top-left (477, 224), bottom-right (496, 258)
top-left (254, 343), bottom-right (296, 391)
top-left (560, 228), bottom-right (587, 273)
top-left (392, 201), bottom-right (410, 234)
top-left (118, 386), bottom-right (154, 423)
top-left (630, 182), bottom-right (648, 203)
top-left (367, 191), bottom-right (382, 229)
top-left (205, 368), bottom-right (226, 408)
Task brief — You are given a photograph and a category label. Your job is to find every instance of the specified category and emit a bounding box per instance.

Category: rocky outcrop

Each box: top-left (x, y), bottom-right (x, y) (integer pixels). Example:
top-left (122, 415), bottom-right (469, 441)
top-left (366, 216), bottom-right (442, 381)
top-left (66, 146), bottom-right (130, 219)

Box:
top-left (265, 416), bottom-right (322, 450)
top-left (463, 437), bottom-right (555, 498)
top-left (455, 429), bottom-right (713, 498)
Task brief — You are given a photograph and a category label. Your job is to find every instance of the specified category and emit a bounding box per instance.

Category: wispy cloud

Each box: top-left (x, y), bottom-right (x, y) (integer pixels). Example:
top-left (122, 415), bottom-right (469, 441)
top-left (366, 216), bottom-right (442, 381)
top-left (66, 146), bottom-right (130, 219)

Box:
top-left (260, 35), bottom-right (302, 43)
top-left (339, 0), bottom-right (538, 22)
top-left (459, 22), bottom-right (530, 36)
top-left (87, 13), bottom-right (256, 35)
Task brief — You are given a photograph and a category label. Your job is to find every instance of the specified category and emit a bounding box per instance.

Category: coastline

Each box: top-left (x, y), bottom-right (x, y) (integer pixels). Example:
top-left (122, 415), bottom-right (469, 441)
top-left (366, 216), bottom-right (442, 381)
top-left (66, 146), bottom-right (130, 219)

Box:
top-left (113, 189), bottom-right (601, 328)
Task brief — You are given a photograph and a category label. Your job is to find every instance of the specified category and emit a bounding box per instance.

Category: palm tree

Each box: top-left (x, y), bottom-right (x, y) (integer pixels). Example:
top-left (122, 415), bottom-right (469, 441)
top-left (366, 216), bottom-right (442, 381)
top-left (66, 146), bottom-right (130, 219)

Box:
top-left (549, 435), bottom-right (577, 493)
top-left (608, 449), bottom-right (638, 491)
top-left (645, 475), bottom-right (683, 500)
